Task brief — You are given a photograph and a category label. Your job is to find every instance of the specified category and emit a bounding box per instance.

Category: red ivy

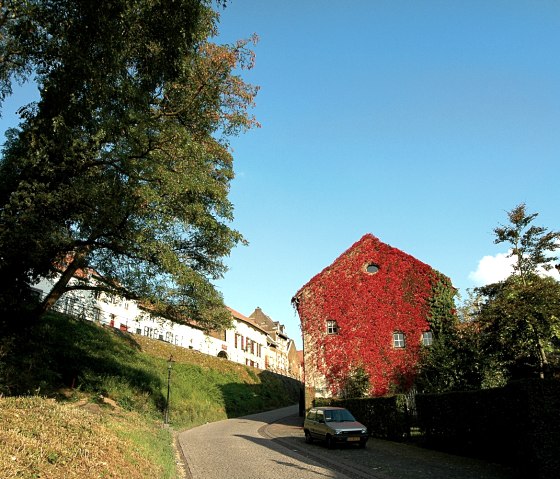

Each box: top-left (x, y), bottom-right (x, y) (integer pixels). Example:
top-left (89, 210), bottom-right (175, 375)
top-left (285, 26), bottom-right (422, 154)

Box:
top-left (295, 234), bottom-right (450, 397)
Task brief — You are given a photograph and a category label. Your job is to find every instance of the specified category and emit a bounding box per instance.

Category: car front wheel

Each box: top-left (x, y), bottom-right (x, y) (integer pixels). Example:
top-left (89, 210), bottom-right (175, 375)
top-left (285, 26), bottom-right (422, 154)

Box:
top-left (325, 435), bottom-right (335, 449)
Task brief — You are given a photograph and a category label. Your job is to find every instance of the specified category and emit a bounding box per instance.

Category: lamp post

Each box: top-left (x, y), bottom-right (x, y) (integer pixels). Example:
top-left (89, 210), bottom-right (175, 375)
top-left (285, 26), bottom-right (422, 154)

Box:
top-left (164, 354), bottom-right (173, 424)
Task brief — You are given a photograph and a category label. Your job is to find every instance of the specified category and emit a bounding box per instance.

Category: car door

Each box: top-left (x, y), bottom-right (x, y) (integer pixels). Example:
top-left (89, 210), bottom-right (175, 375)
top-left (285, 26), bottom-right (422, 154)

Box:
top-left (314, 409), bottom-right (327, 439)
top-left (305, 409), bottom-right (318, 438)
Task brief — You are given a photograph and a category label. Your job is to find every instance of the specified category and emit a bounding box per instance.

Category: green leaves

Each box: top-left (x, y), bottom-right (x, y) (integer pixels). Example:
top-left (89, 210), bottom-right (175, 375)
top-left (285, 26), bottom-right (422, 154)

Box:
top-left (478, 204), bottom-right (560, 379)
top-left (494, 203), bottom-right (560, 280)
top-left (0, 1), bottom-right (258, 330)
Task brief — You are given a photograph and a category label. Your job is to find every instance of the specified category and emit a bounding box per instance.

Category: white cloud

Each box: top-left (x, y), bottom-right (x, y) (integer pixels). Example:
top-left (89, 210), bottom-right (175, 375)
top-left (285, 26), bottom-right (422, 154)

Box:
top-left (468, 252), bottom-right (515, 286)
top-left (469, 251), bottom-right (560, 286)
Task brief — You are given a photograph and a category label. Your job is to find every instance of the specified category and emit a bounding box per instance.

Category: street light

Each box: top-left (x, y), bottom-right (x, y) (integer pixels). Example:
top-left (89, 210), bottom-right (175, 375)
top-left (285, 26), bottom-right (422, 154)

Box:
top-left (164, 354), bottom-right (173, 424)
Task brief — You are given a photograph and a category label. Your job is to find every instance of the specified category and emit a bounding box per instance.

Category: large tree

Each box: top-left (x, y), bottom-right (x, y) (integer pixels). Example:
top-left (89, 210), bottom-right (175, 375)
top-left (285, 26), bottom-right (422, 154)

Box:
top-left (0, 0), bottom-right (259, 329)
top-left (476, 204), bottom-right (560, 379)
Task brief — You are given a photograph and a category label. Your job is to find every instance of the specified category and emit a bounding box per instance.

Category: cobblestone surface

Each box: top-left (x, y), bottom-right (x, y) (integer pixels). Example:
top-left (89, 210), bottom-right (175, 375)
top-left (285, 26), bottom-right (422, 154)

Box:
top-left (264, 410), bottom-right (520, 479)
top-left (178, 405), bottom-right (520, 479)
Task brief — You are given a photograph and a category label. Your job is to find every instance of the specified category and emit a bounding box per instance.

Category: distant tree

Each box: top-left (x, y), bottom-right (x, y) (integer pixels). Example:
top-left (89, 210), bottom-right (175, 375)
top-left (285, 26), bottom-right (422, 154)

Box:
top-left (414, 273), bottom-right (480, 394)
top-left (417, 286), bottom-right (516, 393)
top-left (476, 204), bottom-right (560, 379)
top-left (341, 366), bottom-right (370, 399)
top-left (0, 0), bottom-right (259, 329)
top-left (493, 203), bottom-right (560, 282)
top-left (476, 275), bottom-right (560, 380)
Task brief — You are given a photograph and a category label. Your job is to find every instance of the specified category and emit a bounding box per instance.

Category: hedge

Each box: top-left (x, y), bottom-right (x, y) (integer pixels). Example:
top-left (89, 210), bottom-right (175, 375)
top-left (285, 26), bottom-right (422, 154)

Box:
top-left (313, 395), bottom-right (410, 441)
top-left (416, 379), bottom-right (560, 479)
top-left (313, 379), bottom-right (560, 478)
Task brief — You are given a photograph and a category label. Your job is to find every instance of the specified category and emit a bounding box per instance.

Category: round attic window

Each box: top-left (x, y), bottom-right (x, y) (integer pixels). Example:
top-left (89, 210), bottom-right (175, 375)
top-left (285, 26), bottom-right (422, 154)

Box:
top-left (365, 263), bottom-right (379, 274)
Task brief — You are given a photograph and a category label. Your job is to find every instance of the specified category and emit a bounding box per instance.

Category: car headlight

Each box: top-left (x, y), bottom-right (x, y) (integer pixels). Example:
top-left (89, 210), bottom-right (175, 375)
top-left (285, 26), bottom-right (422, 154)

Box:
top-left (361, 429), bottom-right (367, 434)
top-left (334, 429), bottom-right (342, 435)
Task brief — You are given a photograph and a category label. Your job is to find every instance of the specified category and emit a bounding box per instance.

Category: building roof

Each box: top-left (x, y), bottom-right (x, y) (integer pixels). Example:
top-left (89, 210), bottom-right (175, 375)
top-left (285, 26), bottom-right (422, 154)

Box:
top-left (249, 307), bottom-right (275, 331)
top-left (249, 307), bottom-right (290, 339)
top-left (227, 306), bottom-right (268, 335)
top-left (292, 233), bottom-right (434, 302)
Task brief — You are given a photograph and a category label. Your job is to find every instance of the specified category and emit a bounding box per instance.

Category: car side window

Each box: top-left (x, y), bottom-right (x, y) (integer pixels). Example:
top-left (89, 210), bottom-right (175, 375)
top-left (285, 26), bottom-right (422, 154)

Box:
top-left (306, 410), bottom-right (316, 421)
top-left (316, 411), bottom-right (324, 423)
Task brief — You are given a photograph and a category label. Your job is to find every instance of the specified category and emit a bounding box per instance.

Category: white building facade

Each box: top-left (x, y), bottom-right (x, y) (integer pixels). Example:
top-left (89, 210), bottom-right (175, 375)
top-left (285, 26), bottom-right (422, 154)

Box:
top-left (33, 277), bottom-right (297, 377)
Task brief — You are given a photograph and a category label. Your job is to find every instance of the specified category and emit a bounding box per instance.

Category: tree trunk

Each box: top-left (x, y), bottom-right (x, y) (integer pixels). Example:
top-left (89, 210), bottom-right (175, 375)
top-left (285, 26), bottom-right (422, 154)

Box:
top-left (528, 318), bottom-right (549, 379)
top-left (536, 337), bottom-right (549, 379)
top-left (34, 251), bottom-right (87, 319)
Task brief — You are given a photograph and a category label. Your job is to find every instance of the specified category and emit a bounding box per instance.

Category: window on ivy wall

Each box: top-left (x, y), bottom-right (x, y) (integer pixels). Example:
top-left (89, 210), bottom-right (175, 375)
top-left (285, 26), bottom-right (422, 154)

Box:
top-left (422, 331), bottom-right (433, 346)
top-left (365, 263), bottom-right (380, 274)
top-left (393, 331), bottom-right (405, 348)
top-left (326, 320), bottom-right (339, 335)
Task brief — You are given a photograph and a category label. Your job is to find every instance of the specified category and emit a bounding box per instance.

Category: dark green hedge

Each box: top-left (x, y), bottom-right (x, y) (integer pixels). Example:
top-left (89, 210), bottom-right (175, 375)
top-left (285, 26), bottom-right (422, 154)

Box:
top-left (313, 380), bottom-right (560, 478)
top-left (416, 379), bottom-right (560, 479)
top-left (313, 395), bottom-right (410, 441)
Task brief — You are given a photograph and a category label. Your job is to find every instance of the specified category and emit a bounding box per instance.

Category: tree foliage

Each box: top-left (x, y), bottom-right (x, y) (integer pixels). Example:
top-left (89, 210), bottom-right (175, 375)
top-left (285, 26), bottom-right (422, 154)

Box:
top-left (477, 204), bottom-right (560, 380)
top-left (476, 275), bottom-right (560, 380)
top-left (417, 204), bottom-right (560, 391)
top-left (494, 203), bottom-right (560, 281)
top-left (416, 290), bottom-right (508, 393)
top-left (0, 0), bottom-right (259, 329)
top-left (341, 366), bottom-right (370, 399)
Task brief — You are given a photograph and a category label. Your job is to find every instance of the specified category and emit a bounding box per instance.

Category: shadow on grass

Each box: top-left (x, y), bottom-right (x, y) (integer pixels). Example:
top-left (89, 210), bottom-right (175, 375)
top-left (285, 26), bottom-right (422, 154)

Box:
top-left (220, 370), bottom-right (302, 418)
top-left (1, 312), bottom-right (166, 412)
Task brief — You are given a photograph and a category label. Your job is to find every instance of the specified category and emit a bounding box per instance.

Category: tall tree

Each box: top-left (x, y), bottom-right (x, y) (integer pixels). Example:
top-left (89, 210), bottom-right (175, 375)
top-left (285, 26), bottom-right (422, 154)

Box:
top-left (0, 0), bottom-right (259, 329)
top-left (476, 204), bottom-right (560, 379)
top-left (493, 203), bottom-right (560, 283)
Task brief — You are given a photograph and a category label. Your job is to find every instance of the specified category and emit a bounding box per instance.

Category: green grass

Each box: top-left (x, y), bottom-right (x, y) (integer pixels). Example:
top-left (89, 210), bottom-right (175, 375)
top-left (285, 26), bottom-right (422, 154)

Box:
top-left (0, 396), bottom-right (171, 479)
top-left (0, 311), bottom-right (302, 478)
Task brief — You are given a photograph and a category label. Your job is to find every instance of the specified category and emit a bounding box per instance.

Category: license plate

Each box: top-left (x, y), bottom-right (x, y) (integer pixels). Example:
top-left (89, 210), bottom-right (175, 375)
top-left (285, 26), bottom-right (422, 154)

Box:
top-left (347, 437), bottom-right (360, 442)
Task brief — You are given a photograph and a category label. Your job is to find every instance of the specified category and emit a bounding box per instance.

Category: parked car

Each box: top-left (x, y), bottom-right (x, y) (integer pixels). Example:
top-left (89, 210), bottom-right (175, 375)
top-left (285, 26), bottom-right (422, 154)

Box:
top-left (303, 406), bottom-right (368, 448)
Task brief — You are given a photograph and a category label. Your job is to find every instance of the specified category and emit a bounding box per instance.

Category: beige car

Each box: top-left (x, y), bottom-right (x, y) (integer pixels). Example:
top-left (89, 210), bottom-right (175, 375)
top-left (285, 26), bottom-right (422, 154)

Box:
top-left (303, 406), bottom-right (368, 448)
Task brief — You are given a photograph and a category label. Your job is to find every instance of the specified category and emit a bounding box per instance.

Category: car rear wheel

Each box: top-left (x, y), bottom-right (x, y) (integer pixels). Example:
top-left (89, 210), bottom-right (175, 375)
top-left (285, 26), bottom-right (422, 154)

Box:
top-left (304, 430), bottom-right (313, 444)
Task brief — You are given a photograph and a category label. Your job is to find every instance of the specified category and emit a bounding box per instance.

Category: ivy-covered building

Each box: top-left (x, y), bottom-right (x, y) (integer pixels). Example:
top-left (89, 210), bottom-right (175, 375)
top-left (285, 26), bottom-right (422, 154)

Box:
top-left (292, 234), bottom-right (456, 406)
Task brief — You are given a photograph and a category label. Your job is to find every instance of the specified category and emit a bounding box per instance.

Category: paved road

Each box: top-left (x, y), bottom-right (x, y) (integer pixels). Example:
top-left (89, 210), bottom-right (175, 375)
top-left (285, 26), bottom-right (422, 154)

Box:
top-left (177, 405), bottom-right (519, 479)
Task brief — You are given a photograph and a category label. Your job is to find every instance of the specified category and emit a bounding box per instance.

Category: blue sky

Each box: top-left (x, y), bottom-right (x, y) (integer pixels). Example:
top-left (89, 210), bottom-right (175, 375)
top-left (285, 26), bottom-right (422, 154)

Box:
top-left (1, 1), bottom-right (559, 349)
top-left (214, 0), bottom-right (560, 348)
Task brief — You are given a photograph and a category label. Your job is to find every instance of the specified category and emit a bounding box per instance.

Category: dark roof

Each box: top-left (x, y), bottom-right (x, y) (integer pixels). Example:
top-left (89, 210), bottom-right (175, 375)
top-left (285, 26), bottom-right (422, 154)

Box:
top-left (248, 307), bottom-right (276, 332)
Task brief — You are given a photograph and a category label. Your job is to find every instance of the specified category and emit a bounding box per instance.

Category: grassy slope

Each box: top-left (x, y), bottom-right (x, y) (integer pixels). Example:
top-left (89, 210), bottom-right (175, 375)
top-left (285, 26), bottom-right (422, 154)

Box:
top-left (0, 312), bottom-right (301, 478)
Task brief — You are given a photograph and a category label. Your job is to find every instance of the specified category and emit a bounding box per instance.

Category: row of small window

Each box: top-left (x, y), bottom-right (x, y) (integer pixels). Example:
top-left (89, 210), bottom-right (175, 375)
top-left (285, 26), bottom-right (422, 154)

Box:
top-left (393, 331), bottom-right (433, 348)
top-left (234, 333), bottom-right (263, 357)
top-left (326, 320), bottom-right (433, 348)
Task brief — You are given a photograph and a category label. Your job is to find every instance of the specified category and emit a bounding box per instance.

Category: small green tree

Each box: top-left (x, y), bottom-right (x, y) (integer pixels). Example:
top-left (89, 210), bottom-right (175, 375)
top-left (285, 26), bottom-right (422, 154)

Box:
top-left (415, 273), bottom-right (483, 394)
top-left (342, 366), bottom-right (370, 399)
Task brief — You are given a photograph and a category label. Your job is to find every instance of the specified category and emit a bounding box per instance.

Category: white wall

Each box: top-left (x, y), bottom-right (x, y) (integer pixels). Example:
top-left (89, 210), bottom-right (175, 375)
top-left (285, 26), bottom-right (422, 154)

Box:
top-left (32, 276), bottom-right (293, 375)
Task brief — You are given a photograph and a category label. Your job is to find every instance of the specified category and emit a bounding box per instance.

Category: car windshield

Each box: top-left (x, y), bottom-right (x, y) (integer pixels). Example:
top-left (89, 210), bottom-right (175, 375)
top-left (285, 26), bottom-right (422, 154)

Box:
top-left (324, 409), bottom-right (356, 422)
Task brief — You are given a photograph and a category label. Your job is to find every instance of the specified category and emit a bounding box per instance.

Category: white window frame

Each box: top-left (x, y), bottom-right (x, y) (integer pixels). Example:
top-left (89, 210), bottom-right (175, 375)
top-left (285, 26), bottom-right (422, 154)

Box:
top-left (422, 331), bottom-right (433, 346)
top-left (393, 331), bottom-right (405, 348)
top-left (326, 320), bottom-right (339, 335)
